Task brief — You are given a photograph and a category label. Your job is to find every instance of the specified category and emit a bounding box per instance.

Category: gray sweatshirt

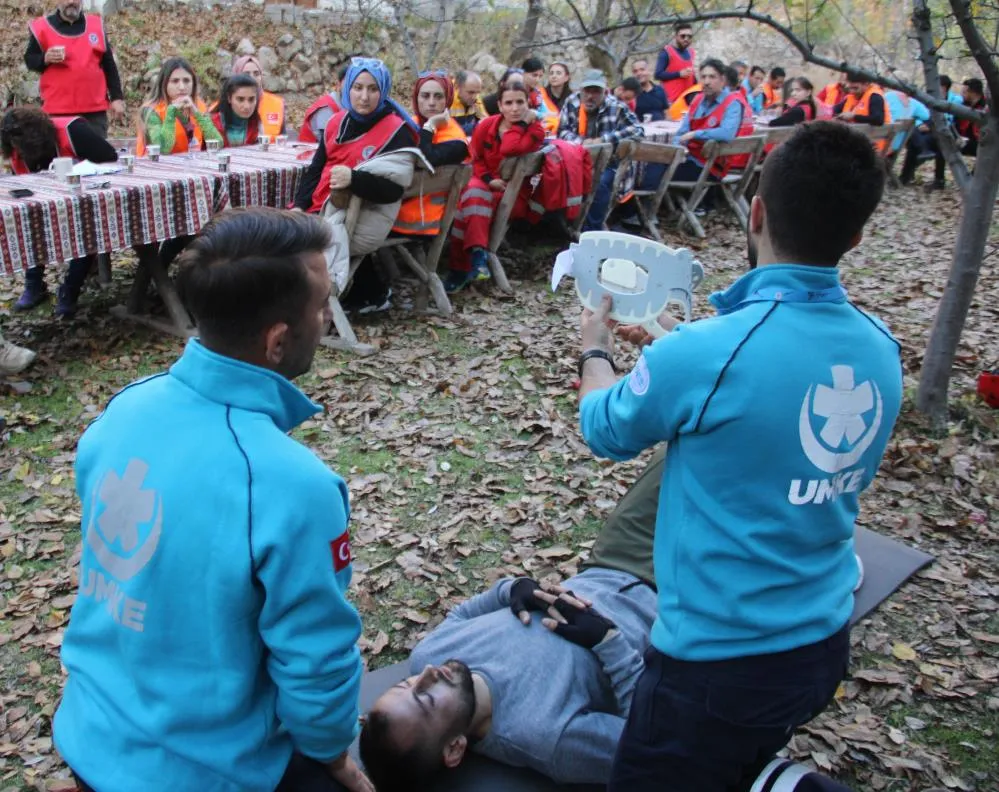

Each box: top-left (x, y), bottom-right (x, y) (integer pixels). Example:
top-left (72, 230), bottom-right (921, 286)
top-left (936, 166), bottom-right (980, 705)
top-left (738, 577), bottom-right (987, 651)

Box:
top-left (409, 568), bottom-right (657, 784)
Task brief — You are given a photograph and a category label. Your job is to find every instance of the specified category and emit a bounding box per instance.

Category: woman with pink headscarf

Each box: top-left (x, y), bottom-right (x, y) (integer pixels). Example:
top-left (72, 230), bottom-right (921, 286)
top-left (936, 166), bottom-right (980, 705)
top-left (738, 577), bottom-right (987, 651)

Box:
top-left (232, 54), bottom-right (286, 138)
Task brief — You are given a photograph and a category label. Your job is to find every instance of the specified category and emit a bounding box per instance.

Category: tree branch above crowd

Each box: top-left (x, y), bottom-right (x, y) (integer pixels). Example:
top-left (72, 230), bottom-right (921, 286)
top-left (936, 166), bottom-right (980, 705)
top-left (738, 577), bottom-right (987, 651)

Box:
top-left (546, 4), bottom-right (987, 123)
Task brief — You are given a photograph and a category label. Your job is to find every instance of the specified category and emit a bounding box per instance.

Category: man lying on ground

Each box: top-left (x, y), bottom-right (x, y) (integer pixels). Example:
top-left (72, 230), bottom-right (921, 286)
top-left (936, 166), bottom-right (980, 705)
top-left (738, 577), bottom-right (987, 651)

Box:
top-left (358, 445), bottom-right (856, 791)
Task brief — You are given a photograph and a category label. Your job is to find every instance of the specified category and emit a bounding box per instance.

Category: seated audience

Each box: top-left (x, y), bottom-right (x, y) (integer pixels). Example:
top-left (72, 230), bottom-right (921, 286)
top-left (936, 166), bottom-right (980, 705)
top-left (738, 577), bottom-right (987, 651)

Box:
top-left (741, 64), bottom-right (766, 114)
top-left (631, 59), bottom-right (669, 121)
top-left (392, 71), bottom-right (469, 237)
top-left (444, 80), bottom-right (545, 292)
top-left (299, 63), bottom-right (349, 144)
top-left (137, 57), bottom-right (221, 156)
top-left (761, 66), bottom-right (786, 109)
top-left (542, 62), bottom-right (573, 114)
top-left (615, 77), bottom-right (641, 112)
top-left (885, 89), bottom-right (929, 156)
top-left (835, 72), bottom-right (891, 153)
top-left (732, 59), bottom-right (749, 81)
top-left (0, 332), bottom-right (35, 377)
top-left (450, 70), bottom-right (487, 136)
top-left (956, 77), bottom-right (987, 150)
top-left (558, 68), bottom-right (644, 231)
top-left (53, 208), bottom-right (371, 792)
top-left (817, 72), bottom-right (848, 112)
top-left (360, 445), bottom-right (858, 792)
top-left (232, 54), bottom-right (286, 138)
top-left (520, 57), bottom-right (558, 134)
top-left (2, 107), bottom-right (117, 317)
top-left (482, 67), bottom-right (530, 116)
top-left (769, 77), bottom-right (818, 126)
top-left (210, 73), bottom-right (261, 147)
top-left (293, 57), bottom-right (419, 313)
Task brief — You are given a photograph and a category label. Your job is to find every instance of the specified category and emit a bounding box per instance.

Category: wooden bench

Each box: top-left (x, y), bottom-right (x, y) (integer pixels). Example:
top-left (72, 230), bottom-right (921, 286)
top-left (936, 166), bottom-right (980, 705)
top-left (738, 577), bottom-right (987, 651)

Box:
top-left (605, 140), bottom-right (687, 241)
top-left (570, 141), bottom-right (614, 238)
top-left (668, 135), bottom-right (766, 238)
top-left (484, 150), bottom-right (545, 294)
top-left (320, 162), bottom-right (470, 355)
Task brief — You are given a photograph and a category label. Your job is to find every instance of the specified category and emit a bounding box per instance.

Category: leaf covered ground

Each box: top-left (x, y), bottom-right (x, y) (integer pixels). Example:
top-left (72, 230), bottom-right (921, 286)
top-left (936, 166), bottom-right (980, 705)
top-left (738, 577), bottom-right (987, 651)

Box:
top-left (1, 183), bottom-right (998, 791)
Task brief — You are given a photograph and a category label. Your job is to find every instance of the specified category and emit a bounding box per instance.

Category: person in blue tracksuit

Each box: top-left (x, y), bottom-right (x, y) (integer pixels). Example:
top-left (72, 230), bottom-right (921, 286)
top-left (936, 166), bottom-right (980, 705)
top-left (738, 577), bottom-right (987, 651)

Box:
top-left (54, 209), bottom-right (373, 792)
top-left (577, 121), bottom-right (903, 792)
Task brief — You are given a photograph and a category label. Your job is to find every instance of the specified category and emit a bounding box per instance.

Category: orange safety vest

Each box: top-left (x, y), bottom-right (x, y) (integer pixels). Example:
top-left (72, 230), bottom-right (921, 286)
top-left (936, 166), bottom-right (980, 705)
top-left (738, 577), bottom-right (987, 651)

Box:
top-left (29, 14), bottom-right (108, 115)
top-left (392, 117), bottom-right (468, 235)
top-left (841, 84), bottom-right (892, 152)
top-left (136, 99), bottom-right (209, 156)
top-left (668, 83), bottom-right (702, 120)
top-left (660, 44), bottom-right (696, 104)
top-left (761, 82), bottom-right (783, 109)
top-left (539, 87), bottom-right (560, 136)
top-left (257, 91), bottom-right (285, 139)
top-left (817, 82), bottom-right (846, 108)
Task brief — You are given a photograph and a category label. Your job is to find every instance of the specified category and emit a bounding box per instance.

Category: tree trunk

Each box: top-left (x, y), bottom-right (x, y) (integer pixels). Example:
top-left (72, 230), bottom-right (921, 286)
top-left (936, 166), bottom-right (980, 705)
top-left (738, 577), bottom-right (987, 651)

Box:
top-left (911, 0), bottom-right (971, 192)
top-left (511, 0), bottom-right (544, 64)
top-left (916, 115), bottom-right (999, 426)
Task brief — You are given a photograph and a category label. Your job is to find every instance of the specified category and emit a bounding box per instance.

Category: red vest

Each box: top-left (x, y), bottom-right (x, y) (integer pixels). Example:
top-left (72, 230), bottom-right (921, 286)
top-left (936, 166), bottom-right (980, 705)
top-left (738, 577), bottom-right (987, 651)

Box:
top-left (308, 110), bottom-right (407, 213)
top-left (660, 44), bottom-right (696, 104)
top-left (10, 116), bottom-right (78, 174)
top-left (299, 93), bottom-right (341, 144)
top-left (686, 93), bottom-right (752, 177)
top-left (522, 140), bottom-right (592, 223)
top-left (29, 14), bottom-right (108, 115)
top-left (210, 112), bottom-right (260, 148)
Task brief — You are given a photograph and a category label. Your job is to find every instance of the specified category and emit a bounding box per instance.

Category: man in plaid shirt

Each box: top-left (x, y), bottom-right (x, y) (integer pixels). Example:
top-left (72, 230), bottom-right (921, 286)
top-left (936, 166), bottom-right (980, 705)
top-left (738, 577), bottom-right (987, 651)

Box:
top-left (558, 68), bottom-right (644, 231)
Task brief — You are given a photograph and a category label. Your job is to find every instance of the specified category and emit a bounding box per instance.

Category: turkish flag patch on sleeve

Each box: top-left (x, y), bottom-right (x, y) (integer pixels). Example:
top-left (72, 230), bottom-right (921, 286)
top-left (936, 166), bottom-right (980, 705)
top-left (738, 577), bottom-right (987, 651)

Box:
top-left (331, 532), bottom-right (352, 572)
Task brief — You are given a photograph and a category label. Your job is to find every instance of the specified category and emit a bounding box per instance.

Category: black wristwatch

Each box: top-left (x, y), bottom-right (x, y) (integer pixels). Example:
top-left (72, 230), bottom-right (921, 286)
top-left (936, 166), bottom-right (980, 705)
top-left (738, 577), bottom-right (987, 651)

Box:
top-left (578, 349), bottom-right (616, 379)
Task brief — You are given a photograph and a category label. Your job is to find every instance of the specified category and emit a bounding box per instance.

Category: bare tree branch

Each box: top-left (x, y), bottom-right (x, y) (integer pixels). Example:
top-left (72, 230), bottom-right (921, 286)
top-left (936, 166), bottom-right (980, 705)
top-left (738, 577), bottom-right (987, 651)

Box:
top-left (538, 7), bottom-right (986, 122)
top-left (948, 0), bottom-right (999, 95)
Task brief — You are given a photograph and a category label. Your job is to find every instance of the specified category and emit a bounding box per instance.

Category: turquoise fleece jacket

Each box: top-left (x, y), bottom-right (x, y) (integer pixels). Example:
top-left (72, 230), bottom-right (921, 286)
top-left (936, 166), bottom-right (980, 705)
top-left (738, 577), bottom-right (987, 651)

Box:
top-left (580, 265), bottom-right (903, 661)
top-left (55, 340), bottom-right (363, 792)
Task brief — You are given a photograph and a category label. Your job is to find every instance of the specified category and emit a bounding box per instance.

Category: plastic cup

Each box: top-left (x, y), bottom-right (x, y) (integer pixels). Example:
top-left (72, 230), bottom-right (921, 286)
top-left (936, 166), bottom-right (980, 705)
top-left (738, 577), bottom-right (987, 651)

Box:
top-left (147, 145), bottom-right (161, 162)
top-left (218, 152), bottom-right (231, 173)
top-left (121, 154), bottom-right (135, 173)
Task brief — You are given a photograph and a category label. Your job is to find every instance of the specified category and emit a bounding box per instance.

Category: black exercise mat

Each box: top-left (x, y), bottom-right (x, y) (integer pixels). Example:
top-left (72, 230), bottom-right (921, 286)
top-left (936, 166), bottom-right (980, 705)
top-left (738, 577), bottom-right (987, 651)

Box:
top-left (347, 527), bottom-right (932, 791)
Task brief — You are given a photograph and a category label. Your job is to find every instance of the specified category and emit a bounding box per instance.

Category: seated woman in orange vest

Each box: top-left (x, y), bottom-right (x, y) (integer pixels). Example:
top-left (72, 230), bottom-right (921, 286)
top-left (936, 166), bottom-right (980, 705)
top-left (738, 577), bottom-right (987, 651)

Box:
top-left (392, 71), bottom-right (469, 238)
top-left (769, 77), bottom-right (818, 126)
top-left (445, 80), bottom-right (545, 293)
top-left (299, 63), bottom-right (349, 144)
top-left (1, 108), bottom-right (117, 317)
top-left (232, 55), bottom-right (286, 139)
top-left (293, 57), bottom-right (418, 313)
top-left (210, 74), bottom-right (261, 147)
top-left (137, 57), bottom-right (221, 156)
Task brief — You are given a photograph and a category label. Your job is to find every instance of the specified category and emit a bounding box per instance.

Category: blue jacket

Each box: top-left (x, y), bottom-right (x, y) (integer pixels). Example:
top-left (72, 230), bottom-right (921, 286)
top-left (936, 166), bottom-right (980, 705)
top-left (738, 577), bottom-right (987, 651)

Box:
top-left (55, 340), bottom-right (363, 792)
top-left (580, 265), bottom-right (902, 661)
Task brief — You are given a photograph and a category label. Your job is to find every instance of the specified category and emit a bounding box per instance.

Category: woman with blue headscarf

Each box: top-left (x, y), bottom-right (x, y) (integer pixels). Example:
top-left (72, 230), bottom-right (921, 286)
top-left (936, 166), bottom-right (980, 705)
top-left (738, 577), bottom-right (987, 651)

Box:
top-left (294, 58), bottom-right (418, 311)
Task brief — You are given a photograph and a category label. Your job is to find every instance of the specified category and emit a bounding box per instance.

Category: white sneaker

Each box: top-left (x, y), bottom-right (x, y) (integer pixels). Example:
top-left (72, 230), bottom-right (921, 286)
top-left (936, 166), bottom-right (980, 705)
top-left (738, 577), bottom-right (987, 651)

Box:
top-left (0, 340), bottom-right (37, 376)
top-left (854, 553), bottom-right (865, 593)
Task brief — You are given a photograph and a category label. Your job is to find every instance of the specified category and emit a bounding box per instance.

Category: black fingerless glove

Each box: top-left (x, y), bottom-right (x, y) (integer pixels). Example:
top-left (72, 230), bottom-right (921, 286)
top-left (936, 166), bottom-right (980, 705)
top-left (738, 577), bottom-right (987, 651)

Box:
top-left (551, 598), bottom-right (616, 649)
top-left (509, 578), bottom-right (543, 619)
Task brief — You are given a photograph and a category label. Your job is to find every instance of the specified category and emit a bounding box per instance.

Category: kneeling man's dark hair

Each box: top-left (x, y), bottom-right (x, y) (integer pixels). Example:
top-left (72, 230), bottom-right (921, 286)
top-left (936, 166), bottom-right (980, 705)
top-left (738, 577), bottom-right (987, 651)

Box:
top-left (176, 208), bottom-right (331, 349)
top-left (359, 710), bottom-right (445, 792)
top-left (758, 121), bottom-right (884, 266)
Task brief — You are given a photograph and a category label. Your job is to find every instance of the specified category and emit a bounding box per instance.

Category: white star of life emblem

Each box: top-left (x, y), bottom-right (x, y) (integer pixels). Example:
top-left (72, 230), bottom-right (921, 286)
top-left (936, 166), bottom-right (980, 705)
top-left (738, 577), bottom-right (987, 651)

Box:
top-left (812, 365), bottom-right (874, 449)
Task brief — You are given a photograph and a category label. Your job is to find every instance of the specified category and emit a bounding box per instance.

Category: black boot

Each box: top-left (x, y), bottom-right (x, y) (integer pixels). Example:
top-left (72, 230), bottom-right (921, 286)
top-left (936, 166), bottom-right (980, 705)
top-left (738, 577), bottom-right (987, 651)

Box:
top-left (14, 267), bottom-right (49, 311)
top-left (54, 257), bottom-right (93, 318)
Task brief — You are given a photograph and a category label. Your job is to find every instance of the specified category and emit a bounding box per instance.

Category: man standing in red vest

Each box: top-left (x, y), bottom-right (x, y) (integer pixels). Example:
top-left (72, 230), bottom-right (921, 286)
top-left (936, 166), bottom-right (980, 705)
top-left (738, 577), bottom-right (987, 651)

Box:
top-left (24, 0), bottom-right (126, 139)
top-left (654, 22), bottom-right (696, 105)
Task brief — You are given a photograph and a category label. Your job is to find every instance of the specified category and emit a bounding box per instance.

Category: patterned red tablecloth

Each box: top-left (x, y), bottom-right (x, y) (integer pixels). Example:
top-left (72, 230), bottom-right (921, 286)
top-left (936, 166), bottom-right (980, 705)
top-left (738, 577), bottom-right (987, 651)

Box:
top-left (0, 143), bottom-right (315, 278)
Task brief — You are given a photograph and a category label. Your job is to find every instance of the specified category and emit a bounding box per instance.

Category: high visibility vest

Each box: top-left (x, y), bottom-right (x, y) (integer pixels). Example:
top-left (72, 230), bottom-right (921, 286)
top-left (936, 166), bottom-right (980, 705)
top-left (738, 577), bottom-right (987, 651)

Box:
top-left (299, 93), bottom-right (340, 144)
top-left (136, 99), bottom-right (208, 156)
top-left (308, 109), bottom-right (407, 213)
top-left (10, 115), bottom-right (78, 174)
top-left (842, 84), bottom-right (892, 152)
top-left (257, 91), bottom-right (285, 139)
top-left (668, 83), bottom-right (701, 120)
top-left (660, 44), bottom-right (696, 104)
top-left (817, 82), bottom-right (846, 108)
top-left (539, 87), bottom-right (560, 136)
top-left (686, 92), bottom-right (753, 177)
top-left (210, 112), bottom-right (260, 148)
top-left (29, 14), bottom-right (108, 115)
top-left (392, 117), bottom-right (468, 235)
top-left (762, 82), bottom-right (783, 109)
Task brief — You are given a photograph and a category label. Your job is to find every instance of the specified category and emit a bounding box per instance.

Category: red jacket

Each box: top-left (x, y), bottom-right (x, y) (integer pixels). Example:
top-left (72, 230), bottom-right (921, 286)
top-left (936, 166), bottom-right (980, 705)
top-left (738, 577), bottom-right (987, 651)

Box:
top-left (210, 112), bottom-right (260, 148)
top-left (522, 139), bottom-right (592, 222)
top-left (470, 115), bottom-right (546, 183)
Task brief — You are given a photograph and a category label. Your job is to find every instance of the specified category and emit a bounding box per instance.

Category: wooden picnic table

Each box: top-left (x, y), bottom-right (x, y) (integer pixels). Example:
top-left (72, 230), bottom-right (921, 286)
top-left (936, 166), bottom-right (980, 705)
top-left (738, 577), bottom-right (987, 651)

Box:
top-left (0, 142), bottom-right (316, 335)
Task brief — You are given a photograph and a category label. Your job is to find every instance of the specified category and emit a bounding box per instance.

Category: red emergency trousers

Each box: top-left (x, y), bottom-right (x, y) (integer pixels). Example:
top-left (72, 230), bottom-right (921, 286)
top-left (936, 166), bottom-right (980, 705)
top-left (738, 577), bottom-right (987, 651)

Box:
top-left (450, 115), bottom-right (545, 271)
top-left (686, 93), bottom-right (754, 177)
top-left (307, 109), bottom-right (407, 214)
top-left (30, 14), bottom-right (108, 115)
top-left (210, 112), bottom-right (260, 148)
top-left (10, 116), bottom-right (78, 174)
top-left (299, 93), bottom-right (340, 144)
